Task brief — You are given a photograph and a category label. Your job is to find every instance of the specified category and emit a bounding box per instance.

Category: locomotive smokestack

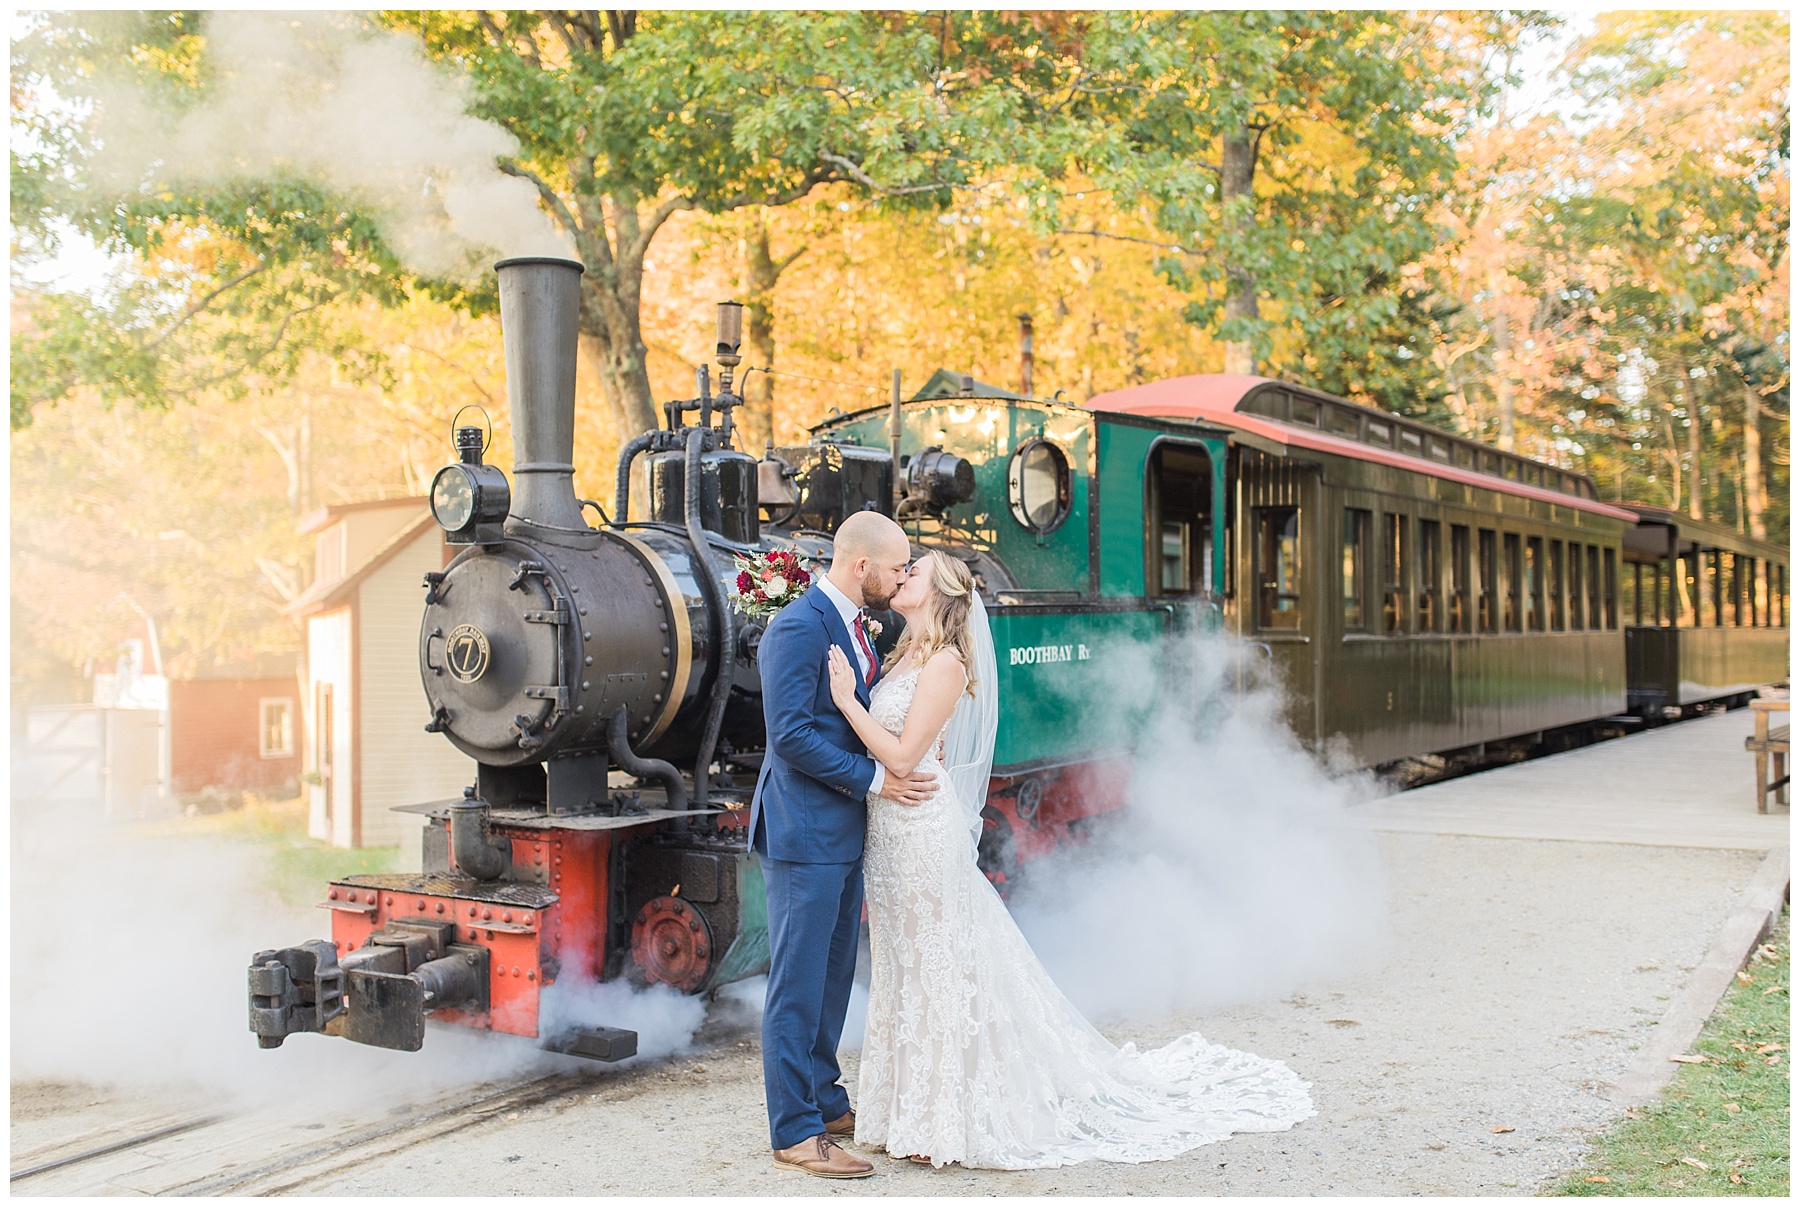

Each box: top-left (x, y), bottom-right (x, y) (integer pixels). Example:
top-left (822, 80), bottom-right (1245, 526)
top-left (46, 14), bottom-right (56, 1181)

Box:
top-left (496, 257), bottom-right (587, 532)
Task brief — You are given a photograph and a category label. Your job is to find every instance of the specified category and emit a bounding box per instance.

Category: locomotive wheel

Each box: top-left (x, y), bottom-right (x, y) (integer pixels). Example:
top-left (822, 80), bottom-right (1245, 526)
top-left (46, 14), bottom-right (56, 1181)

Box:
top-left (630, 896), bottom-right (715, 993)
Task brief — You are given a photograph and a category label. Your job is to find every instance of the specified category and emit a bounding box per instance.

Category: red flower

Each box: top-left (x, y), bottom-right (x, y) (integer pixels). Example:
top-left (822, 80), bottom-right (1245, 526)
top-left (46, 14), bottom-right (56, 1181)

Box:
top-left (736, 570), bottom-right (753, 593)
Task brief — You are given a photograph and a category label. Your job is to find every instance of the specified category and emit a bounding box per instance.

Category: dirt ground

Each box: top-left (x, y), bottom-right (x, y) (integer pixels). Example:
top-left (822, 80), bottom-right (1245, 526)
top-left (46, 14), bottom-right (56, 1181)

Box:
top-left (14, 830), bottom-right (1759, 1196)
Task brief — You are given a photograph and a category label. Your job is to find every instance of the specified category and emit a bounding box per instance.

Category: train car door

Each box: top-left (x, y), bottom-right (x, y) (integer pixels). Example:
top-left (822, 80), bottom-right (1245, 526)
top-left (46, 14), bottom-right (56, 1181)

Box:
top-left (1234, 449), bottom-right (1323, 746)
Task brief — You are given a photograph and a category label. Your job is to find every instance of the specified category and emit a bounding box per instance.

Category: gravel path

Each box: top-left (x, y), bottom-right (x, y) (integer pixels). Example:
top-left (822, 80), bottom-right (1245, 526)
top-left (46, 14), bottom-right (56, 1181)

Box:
top-left (290, 831), bottom-right (1759, 1197)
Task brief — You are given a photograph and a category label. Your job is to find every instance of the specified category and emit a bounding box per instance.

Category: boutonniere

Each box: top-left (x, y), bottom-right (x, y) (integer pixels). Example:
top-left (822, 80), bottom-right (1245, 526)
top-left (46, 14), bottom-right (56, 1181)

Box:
top-left (861, 614), bottom-right (883, 641)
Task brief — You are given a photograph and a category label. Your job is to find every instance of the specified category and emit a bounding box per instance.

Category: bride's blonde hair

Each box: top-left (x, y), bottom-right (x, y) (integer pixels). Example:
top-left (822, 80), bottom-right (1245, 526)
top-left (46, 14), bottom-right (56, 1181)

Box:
top-left (883, 550), bottom-right (979, 698)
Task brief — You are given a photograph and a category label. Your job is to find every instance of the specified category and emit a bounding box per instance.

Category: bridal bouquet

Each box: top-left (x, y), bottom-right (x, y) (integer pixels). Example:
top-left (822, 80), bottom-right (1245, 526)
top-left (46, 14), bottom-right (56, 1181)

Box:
top-left (730, 549), bottom-right (815, 621)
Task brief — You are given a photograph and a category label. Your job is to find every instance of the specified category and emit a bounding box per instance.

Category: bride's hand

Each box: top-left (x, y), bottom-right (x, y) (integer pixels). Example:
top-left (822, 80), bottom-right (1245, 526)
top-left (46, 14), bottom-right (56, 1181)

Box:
top-left (825, 645), bottom-right (858, 708)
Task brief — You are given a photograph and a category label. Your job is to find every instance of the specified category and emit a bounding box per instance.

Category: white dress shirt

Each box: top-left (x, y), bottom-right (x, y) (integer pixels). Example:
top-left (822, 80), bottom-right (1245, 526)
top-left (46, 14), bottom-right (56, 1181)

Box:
top-left (817, 575), bottom-right (885, 795)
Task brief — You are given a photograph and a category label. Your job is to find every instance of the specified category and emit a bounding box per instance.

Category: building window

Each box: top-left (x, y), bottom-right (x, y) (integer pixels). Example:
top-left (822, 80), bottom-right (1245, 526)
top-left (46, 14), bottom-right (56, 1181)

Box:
top-left (1549, 540), bottom-right (1566, 630)
top-left (1477, 529), bottom-right (1498, 632)
top-left (1525, 537), bottom-right (1544, 631)
top-left (1382, 512), bottom-right (1408, 634)
top-left (1503, 533), bottom-right (1523, 631)
top-left (260, 698), bottom-right (295, 759)
top-left (1255, 507), bottom-right (1303, 631)
top-left (1450, 524), bottom-right (1472, 633)
top-left (1343, 508), bottom-right (1370, 632)
top-left (1417, 519), bottom-right (1441, 634)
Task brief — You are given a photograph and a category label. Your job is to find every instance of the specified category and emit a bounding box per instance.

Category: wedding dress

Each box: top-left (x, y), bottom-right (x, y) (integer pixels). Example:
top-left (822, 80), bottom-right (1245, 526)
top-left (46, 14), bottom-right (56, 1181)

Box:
top-left (854, 658), bottom-right (1317, 1170)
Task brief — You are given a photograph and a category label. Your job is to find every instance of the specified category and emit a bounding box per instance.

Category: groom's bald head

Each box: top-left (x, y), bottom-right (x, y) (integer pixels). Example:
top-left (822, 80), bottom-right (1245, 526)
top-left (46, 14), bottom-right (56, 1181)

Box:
top-left (829, 512), bottom-right (912, 609)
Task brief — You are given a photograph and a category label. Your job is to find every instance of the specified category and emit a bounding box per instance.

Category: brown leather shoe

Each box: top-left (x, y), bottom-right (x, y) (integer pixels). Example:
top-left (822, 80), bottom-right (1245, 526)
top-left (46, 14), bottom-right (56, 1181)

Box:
top-left (772, 1135), bottom-right (875, 1179)
top-left (825, 1109), bottom-right (856, 1138)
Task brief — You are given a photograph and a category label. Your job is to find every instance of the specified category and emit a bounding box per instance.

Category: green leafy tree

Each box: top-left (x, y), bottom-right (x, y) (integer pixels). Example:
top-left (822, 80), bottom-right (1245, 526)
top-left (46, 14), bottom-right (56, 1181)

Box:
top-left (1069, 10), bottom-right (1477, 411)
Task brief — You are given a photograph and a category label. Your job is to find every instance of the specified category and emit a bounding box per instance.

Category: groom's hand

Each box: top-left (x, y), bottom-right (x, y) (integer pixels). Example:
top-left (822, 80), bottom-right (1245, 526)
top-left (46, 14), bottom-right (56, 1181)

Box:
top-left (878, 766), bottom-right (937, 808)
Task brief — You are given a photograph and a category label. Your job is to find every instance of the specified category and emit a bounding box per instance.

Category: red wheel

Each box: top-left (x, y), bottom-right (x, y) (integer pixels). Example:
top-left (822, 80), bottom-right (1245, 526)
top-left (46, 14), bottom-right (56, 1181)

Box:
top-left (630, 896), bottom-right (715, 993)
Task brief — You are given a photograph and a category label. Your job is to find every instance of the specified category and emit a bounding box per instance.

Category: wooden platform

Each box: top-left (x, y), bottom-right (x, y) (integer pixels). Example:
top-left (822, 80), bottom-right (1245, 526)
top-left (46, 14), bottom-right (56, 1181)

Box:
top-left (1359, 708), bottom-right (1792, 850)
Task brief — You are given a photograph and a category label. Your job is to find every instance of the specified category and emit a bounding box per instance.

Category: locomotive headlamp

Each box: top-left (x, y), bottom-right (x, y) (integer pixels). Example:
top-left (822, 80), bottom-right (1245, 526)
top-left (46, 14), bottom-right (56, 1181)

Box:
top-left (431, 425), bottom-right (511, 543)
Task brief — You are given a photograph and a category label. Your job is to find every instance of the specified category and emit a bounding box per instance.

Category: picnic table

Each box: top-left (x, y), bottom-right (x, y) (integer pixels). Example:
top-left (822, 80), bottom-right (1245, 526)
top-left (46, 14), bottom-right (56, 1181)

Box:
top-left (1746, 698), bottom-right (1789, 813)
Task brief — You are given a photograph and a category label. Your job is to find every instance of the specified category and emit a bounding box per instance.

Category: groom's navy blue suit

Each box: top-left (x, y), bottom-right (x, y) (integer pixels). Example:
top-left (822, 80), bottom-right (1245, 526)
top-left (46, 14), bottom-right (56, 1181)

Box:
top-left (752, 583), bottom-right (881, 1150)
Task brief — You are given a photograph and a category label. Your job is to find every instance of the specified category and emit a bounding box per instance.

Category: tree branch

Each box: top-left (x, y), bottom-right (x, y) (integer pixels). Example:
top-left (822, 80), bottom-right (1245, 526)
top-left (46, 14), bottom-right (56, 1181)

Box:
top-left (498, 157), bottom-right (583, 243)
top-left (818, 152), bottom-right (967, 197)
top-left (175, 295), bottom-right (338, 395)
top-left (145, 261), bottom-right (268, 353)
top-left (604, 10), bottom-right (636, 50)
top-left (1055, 227), bottom-right (1193, 255)
top-left (624, 193), bottom-right (693, 265)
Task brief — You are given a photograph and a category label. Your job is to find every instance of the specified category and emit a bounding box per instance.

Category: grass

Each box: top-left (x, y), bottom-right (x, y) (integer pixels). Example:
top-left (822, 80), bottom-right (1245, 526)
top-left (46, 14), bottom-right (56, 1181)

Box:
top-left (1548, 907), bottom-right (1790, 1196)
top-left (138, 791), bottom-right (403, 910)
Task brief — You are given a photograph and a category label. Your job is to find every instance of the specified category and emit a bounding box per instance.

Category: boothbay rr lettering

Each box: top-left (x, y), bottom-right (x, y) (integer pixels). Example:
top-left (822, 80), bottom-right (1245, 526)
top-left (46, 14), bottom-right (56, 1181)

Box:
top-left (1010, 643), bottom-right (1091, 666)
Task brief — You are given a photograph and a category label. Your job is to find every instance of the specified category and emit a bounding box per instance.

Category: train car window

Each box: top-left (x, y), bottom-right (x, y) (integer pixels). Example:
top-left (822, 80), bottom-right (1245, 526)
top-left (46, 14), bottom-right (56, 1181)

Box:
top-left (1450, 525), bottom-right (1472, 633)
top-left (1417, 520), bottom-right (1442, 632)
top-left (1367, 419), bottom-right (1392, 448)
top-left (1478, 529), bottom-right (1498, 632)
top-left (1778, 564), bottom-right (1788, 627)
top-left (1525, 537), bottom-right (1545, 630)
top-left (1568, 545), bottom-right (1585, 630)
top-left (1427, 437), bottom-right (1452, 463)
top-left (1146, 444), bottom-right (1214, 596)
top-left (1255, 508), bottom-right (1303, 630)
top-left (1586, 545), bottom-right (1603, 630)
top-left (1399, 429), bottom-right (1423, 458)
top-left (1603, 548), bottom-right (1618, 629)
top-left (1754, 559), bottom-right (1770, 626)
top-left (1627, 561), bottom-right (1642, 626)
top-left (1382, 513), bottom-right (1408, 633)
top-left (1455, 444), bottom-right (1476, 469)
top-left (1007, 437), bottom-right (1072, 534)
top-left (1343, 509), bottom-right (1370, 631)
top-left (1502, 459), bottom-right (1521, 483)
top-left (1549, 540), bottom-right (1566, 630)
top-left (1503, 533), bottom-right (1523, 631)
top-left (1700, 551), bottom-right (1719, 626)
top-left (1480, 451), bottom-right (1501, 475)
top-left (1735, 555), bottom-right (1752, 627)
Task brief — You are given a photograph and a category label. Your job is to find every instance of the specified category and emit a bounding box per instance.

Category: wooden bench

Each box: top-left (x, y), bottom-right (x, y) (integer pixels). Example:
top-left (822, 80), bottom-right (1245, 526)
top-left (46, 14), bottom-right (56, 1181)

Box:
top-left (1746, 699), bottom-right (1789, 813)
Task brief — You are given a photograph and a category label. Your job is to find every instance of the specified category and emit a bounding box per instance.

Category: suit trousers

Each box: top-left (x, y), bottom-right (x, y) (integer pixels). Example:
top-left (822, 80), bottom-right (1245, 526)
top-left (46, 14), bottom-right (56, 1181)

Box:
top-left (757, 846), bottom-right (865, 1150)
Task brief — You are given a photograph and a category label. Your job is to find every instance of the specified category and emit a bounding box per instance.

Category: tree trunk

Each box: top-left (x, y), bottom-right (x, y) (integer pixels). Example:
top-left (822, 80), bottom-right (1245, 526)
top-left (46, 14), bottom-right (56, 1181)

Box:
top-left (580, 275), bottom-right (659, 438)
top-left (1743, 380), bottom-right (1767, 540)
top-left (1221, 127), bottom-right (1259, 376)
top-left (1680, 362), bottom-right (1702, 520)
top-left (741, 214), bottom-right (805, 450)
top-left (1488, 269), bottom-right (1515, 451)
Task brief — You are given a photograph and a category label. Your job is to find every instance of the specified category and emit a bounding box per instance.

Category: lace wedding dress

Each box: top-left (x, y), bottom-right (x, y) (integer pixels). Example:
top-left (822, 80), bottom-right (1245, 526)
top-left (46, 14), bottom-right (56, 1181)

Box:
top-left (854, 660), bottom-right (1317, 1170)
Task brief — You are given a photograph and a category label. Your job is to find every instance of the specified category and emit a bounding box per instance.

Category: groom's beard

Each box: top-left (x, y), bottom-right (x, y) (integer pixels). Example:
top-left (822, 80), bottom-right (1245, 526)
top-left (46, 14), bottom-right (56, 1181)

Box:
top-left (860, 580), bottom-right (898, 611)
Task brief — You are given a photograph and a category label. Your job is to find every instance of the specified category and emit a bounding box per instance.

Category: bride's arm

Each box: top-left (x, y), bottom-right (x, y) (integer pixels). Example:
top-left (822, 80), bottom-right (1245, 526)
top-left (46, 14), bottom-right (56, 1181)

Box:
top-left (827, 647), bottom-right (967, 779)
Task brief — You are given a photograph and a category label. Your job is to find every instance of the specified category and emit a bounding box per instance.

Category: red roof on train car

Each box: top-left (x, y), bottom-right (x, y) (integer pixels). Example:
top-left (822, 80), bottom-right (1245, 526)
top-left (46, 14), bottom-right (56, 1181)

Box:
top-left (1086, 375), bottom-right (1640, 523)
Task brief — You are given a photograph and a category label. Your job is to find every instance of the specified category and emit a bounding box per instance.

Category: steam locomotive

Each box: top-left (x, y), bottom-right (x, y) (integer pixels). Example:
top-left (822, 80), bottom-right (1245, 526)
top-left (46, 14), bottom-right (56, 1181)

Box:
top-left (248, 257), bottom-right (1788, 1062)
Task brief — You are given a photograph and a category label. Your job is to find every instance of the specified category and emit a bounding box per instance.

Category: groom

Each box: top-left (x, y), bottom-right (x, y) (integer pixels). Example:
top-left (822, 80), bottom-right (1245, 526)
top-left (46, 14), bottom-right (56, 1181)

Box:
top-left (752, 511), bottom-right (936, 1178)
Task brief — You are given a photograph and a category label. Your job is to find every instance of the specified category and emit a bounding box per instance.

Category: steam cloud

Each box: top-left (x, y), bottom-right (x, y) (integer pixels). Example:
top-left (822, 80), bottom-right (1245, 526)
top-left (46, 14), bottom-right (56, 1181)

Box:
top-left (8, 800), bottom-right (707, 1105)
top-left (87, 11), bottom-right (573, 278)
top-left (1006, 629), bottom-right (1389, 1022)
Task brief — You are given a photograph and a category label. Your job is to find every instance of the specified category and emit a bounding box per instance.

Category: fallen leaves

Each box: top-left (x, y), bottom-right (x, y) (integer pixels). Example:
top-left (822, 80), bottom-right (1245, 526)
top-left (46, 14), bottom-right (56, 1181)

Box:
top-left (1736, 970), bottom-right (1754, 986)
top-left (1730, 1172), bottom-right (1745, 1184)
top-left (1669, 1053), bottom-right (1708, 1063)
top-left (1754, 1042), bottom-right (1784, 1054)
top-left (1723, 1102), bottom-right (1741, 1112)
top-left (1679, 1156), bottom-right (1708, 1171)
top-left (1584, 1175), bottom-right (1610, 1183)
top-left (1491, 1125), bottom-right (1515, 1134)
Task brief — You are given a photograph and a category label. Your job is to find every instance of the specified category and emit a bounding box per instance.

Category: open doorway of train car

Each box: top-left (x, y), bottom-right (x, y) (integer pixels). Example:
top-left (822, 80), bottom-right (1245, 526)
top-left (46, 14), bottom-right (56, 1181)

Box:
top-left (1145, 441), bottom-right (1218, 600)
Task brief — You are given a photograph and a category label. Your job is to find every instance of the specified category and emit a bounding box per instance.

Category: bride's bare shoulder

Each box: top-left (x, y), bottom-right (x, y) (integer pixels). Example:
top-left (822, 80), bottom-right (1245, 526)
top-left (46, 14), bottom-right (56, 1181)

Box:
top-left (920, 647), bottom-right (968, 683)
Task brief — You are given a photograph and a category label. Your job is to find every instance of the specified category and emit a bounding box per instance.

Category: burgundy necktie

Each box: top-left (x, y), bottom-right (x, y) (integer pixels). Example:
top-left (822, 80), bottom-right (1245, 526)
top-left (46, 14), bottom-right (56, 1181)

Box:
top-left (852, 614), bottom-right (877, 685)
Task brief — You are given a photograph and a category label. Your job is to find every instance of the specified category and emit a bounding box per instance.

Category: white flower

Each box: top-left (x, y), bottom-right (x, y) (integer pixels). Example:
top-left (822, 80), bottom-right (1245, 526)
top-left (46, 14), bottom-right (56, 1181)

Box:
top-left (764, 576), bottom-right (788, 598)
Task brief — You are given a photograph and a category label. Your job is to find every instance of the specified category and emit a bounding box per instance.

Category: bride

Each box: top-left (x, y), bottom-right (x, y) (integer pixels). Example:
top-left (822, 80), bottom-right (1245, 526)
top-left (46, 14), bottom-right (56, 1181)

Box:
top-left (824, 550), bottom-right (1315, 1171)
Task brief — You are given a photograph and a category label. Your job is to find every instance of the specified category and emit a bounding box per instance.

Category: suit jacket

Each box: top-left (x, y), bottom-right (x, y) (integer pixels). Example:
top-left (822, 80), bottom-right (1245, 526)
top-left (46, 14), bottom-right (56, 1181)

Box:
top-left (750, 584), bottom-right (880, 863)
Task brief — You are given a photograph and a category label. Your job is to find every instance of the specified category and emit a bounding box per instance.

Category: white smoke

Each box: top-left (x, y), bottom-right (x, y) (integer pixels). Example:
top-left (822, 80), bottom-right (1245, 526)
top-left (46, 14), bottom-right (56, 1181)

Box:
top-left (7, 797), bottom-right (706, 1105)
top-left (1007, 628), bottom-right (1390, 1022)
top-left (86, 11), bottom-right (573, 278)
